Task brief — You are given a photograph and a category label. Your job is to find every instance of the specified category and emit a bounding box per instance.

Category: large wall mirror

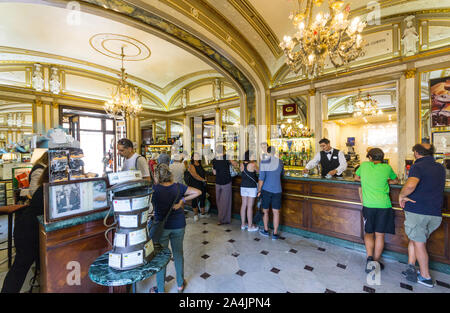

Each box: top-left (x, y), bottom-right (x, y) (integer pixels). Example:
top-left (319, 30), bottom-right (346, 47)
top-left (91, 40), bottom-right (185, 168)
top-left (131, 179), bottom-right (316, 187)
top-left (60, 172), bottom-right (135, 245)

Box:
top-left (155, 120), bottom-right (167, 144)
top-left (221, 106), bottom-right (240, 159)
top-left (420, 68), bottom-right (450, 144)
top-left (275, 95), bottom-right (308, 128)
top-left (170, 120), bottom-right (183, 147)
top-left (0, 100), bottom-right (33, 148)
top-left (323, 83), bottom-right (399, 173)
top-left (0, 100), bottom-right (33, 192)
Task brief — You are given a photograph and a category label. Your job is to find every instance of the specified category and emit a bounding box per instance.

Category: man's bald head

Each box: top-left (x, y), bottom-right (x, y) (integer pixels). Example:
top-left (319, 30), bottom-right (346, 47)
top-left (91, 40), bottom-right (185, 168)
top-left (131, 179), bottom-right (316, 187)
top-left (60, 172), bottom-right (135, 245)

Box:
top-left (412, 143), bottom-right (435, 159)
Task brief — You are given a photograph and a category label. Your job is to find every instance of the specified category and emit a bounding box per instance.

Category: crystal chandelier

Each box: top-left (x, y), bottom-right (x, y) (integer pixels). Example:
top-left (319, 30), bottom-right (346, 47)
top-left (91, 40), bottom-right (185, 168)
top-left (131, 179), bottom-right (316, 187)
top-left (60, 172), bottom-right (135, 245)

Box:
top-left (280, 0), bottom-right (366, 78)
top-left (104, 47), bottom-right (142, 119)
top-left (353, 90), bottom-right (383, 117)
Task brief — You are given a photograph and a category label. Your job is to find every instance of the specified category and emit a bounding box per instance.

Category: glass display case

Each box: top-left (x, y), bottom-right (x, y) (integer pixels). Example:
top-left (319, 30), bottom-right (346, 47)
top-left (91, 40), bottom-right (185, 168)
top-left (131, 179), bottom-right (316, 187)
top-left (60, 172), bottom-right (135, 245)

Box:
top-left (221, 107), bottom-right (240, 160)
top-left (271, 95), bottom-right (313, 170)
top-left (143, 145), bottom-right (172, 160)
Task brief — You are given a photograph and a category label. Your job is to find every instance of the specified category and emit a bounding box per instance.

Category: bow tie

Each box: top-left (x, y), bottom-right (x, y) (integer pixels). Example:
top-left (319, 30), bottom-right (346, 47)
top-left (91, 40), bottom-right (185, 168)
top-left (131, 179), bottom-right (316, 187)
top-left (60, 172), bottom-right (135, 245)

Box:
top-left (326, 151), bottom-right (332, 155)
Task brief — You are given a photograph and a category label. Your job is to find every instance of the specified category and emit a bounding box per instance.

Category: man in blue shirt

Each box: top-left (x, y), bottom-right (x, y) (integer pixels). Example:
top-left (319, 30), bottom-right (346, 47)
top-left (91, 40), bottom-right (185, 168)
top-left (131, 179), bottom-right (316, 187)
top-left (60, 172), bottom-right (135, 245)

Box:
top-left (399, 143), bottom-right (446, 288)
top-left (257, 146), bottom-right (284, 239)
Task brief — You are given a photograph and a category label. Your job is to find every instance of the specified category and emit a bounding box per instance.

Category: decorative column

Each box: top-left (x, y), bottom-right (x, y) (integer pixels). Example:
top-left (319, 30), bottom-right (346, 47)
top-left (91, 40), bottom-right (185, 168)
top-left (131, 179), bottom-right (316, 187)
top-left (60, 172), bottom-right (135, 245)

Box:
top-left (34, 99), bottom-right (44, 134)
top-left (152, 120), bottom-right (156, 144)
top-left (183, 114), bottom-right (191, 154)
top-left (215, 107), bottom-right (221, 149)
top-left (135, 117), bottom-right (141, 154)
top-left (308, 88), bottom-right (321, 152)
top-left (51, 101), bottom-right (59, 128)
top-left (166, 120), bottom-right (170, 144)
top-left (404, 69), bottom-right (417, 156)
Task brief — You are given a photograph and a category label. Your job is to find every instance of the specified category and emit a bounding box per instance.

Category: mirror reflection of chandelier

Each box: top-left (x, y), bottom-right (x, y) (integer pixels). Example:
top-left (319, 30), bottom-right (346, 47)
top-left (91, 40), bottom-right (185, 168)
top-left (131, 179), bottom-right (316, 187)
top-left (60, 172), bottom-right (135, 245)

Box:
top-left (353, 90), bottom-right (383, 117)
top-left (104, 46), bottom-right (142, 119)
top-left (280, 0), bottom-right (366, 78)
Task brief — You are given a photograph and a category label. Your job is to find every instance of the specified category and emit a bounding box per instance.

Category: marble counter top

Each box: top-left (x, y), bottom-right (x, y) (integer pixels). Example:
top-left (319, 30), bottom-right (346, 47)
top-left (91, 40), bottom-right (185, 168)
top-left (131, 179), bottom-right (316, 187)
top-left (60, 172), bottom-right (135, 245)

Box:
top-left (37, 209), bottom-right (110, 233)
top-left (89, 248), bottom-right (171, 287)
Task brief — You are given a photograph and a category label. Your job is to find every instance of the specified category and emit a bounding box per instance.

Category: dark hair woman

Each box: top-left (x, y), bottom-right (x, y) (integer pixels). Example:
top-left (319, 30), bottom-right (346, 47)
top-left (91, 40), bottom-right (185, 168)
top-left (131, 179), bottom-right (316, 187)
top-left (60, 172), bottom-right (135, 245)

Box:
top-left (150, 164), bottom-right (201, 293)
top-left (1, 166), bottom-right (49, 293)
top-left (186, 152), bottom-right (208, 222)
top-left (239, 150), bottom-right (259, 232)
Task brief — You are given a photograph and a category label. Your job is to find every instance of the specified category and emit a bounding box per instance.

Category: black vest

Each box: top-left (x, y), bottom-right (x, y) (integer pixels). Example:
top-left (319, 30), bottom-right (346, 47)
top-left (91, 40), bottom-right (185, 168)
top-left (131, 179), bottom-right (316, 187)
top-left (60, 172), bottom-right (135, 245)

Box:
top-left (320, 149), bottom-right (342, 177)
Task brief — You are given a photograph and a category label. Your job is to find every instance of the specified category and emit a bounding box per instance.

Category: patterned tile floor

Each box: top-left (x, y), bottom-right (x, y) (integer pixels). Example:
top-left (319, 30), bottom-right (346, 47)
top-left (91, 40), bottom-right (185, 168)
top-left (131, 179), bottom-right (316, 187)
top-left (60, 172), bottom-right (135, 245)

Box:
top-left (1, 212), bottom-right (449, 293)
top-left (137, 211), bottom-right (450, 293)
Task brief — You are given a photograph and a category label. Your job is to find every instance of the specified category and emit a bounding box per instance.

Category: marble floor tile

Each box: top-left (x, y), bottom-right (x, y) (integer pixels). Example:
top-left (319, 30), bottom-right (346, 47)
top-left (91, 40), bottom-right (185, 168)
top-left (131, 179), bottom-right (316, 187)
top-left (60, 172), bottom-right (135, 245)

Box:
top-left (205, 273), bottom-right (246, 293)
top-left (2, 214), bottom-right (450, 293)
top-left (236, 253), bottom-right (273, 273)
top-left (241, 271), bottom-right (287, 293)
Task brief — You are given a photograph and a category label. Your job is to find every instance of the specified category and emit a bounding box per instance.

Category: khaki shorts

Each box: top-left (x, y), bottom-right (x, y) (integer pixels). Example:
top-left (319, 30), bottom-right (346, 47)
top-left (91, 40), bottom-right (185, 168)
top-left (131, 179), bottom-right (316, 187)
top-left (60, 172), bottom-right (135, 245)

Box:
top-left (404, 211), bottom-right (442, 243)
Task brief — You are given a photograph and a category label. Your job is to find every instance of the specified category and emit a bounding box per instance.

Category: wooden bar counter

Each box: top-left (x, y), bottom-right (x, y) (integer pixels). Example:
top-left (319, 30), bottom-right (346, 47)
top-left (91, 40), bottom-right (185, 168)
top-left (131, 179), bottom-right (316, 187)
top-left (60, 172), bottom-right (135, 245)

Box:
top-left (38, 212), bottom-right (113, 293)
top-left (206, 174), bottom-right (450, 266)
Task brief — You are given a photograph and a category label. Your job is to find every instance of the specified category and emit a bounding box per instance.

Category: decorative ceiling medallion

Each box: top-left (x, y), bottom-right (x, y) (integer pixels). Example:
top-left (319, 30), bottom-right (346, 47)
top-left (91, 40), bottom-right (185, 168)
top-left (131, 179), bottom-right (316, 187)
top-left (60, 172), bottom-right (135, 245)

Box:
top-left (89, 33), bottom-right (151, 61)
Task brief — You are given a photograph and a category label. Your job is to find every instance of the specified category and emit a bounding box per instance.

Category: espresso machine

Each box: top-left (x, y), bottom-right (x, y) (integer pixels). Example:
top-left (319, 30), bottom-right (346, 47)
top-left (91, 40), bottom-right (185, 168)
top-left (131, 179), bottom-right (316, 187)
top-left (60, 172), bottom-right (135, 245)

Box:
top-left (344, 137), bottom-right (360, 176)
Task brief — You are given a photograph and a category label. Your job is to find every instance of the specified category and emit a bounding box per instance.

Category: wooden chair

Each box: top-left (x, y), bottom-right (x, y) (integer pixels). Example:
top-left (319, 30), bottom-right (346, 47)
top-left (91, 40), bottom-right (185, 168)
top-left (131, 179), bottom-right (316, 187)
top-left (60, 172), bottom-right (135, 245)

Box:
top-left (0, 204), bottom-right (28, 268)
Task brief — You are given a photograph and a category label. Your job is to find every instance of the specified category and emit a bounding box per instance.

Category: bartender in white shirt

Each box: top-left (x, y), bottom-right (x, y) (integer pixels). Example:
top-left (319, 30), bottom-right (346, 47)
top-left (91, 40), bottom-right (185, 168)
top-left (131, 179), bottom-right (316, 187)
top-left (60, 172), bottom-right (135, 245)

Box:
top-left (303, 138), bottom-right (347, 177)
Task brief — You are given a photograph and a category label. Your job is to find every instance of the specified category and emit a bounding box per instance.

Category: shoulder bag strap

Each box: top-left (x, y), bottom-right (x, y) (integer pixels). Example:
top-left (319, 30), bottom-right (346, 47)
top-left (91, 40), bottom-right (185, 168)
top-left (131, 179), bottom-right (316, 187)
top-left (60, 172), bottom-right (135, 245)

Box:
top-left (149, 184), bottom-right (181, 241)
top-left (243, 164), bottom-right (258, 185)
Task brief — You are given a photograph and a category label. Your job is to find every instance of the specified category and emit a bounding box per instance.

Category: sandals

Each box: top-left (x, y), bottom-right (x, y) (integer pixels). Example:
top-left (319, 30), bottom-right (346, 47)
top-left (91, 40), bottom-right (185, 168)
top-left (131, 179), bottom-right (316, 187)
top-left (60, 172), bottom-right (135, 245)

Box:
top-left (178, 280), bottom-right (187, 293)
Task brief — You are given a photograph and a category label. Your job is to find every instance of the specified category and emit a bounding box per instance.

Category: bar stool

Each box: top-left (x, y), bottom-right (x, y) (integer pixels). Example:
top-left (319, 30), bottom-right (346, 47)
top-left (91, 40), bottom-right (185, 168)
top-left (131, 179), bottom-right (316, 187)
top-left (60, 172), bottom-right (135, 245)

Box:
top-left (0, 204), bottom-right (28, 268)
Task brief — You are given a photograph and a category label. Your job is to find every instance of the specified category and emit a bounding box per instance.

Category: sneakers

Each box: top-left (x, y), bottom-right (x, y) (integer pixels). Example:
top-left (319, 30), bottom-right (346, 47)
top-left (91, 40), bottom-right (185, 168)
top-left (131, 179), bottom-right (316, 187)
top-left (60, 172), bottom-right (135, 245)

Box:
top-left (259, 229), bottom-right (270, 237)
top-left (417, 274), bottom-right (434, 288)
top-left (365, 257), bottom-right (384, 273)
top-left (402, 264), bottom-right (418, 283)
top-left (272, 233), bottom-right (279, 240)
top-left (241, 224), bottom-right (248, 230)
top-left (193, 215), bottom-right (199, 222)
top-left (247, 225), bottom-right (259, 232)
top-left (199, 213), bottom-right (210, 219)
top-left (365, 256), bottom-right (375, 273)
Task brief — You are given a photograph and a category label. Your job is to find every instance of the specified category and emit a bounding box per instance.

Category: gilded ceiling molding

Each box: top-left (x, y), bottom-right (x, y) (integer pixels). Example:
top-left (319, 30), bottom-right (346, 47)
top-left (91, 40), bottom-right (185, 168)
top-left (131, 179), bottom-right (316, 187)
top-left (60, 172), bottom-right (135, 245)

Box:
top-left (0, 47), bottom-right (165, 94)
top-left (78, 0), bottom-right (256, 124)
top-left (308, 89), bottom-right (316, 97)
top-left (158, 0), bottom-right (270, 86)
top-left (227, 0), bottom-right (282, 58)
top-left (272, 42), bottom-right (450, 92)
top-left (162, 70), bottom-right (222, 93)
top-left (349, 0), bottom-right (412, 18)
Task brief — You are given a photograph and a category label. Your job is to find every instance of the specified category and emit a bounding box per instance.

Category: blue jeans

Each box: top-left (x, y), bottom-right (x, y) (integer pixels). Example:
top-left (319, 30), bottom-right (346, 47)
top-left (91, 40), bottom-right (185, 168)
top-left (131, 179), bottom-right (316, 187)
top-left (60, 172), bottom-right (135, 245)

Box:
top-left (156, 227), bottom-right (185, 292)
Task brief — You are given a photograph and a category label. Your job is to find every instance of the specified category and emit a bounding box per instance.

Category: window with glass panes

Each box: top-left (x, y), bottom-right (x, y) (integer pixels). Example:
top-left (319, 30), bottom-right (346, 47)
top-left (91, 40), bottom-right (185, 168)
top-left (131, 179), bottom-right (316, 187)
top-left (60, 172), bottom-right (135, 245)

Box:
top-left (60, 107), bottom-right (124, 175)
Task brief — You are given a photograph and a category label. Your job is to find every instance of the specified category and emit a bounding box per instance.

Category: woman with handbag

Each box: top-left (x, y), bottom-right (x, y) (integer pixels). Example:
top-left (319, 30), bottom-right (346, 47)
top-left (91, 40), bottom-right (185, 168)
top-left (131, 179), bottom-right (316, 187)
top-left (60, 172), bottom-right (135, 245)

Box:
top-left (186, 152), bottom-right (208, 222)
top-left (240, 150), bottom-right (259, 232)
top-left (150, 164), bottom-right (201, 293)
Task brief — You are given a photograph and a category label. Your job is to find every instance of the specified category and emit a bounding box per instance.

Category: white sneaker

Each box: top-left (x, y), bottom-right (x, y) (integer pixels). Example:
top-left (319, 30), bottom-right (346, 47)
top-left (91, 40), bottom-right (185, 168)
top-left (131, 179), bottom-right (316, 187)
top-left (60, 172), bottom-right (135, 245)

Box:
top-left (247, 226), bottom-right (259, 232)
top-left (199, 213), bottom-right (210, 219)
top-left (240, 224), bottom-right (248, 230)
top-left (193, 215), bottom-right (199, 222)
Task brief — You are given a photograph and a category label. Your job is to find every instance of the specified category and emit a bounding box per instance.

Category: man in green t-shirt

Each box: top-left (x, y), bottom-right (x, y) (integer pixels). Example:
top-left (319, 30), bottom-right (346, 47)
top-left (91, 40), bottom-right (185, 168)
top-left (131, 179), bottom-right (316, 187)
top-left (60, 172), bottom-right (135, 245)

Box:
top-left (355, 148), bottom-right (398, 274)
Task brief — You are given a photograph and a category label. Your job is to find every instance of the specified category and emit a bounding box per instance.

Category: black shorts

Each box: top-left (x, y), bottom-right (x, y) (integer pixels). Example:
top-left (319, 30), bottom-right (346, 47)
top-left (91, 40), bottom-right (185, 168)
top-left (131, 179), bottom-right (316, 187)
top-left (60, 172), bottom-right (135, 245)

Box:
top-left (261, 190), bottom-right (282, 210)
top-left (362, 206), bottom-right (395, 234)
